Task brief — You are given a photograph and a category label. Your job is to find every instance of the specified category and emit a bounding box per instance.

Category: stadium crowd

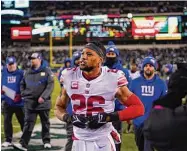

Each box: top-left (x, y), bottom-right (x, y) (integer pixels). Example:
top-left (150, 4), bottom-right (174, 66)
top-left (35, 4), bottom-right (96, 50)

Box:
top-left (29, 1), bottom-right (186, 17)
top-left (1, 46), bottom-right (187, 73)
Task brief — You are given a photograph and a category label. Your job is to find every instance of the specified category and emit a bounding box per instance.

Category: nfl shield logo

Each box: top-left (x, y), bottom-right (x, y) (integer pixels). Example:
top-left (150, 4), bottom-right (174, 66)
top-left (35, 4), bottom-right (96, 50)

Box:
top-left (86, 83), bottom-right (90, 88)
top-left (71, 81), bottom-right (78, 89)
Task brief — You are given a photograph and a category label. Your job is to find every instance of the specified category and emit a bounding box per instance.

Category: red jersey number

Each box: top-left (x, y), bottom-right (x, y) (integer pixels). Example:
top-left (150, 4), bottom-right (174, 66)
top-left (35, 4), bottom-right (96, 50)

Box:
top-left (71, 94), bottom-right (105, 116)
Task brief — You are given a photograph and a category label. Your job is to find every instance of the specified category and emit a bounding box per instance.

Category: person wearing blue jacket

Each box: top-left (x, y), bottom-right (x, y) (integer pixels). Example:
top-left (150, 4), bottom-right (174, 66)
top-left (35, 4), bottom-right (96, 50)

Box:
top-left (1, 57), bottom-right (24, 148)
top-left (58, 52), bottom-right (80, 151)
top-left (58, 58), bottom-right (72, 83)
top-left (71, 50), bottom-right (81, 67)
top-left (130, 57), bottom-right (167, 151)
top-left (104, 41), bottom-right (132, 151)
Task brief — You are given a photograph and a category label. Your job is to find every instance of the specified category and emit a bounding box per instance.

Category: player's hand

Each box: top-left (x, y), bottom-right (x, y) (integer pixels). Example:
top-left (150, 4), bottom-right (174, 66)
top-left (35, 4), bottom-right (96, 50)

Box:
top-left (1, 90), bottom-right (5, 95)
top-left (72, 114), bottom-right (89, 129)
top-left (88, 113), bottom-right (109, 129)
top-left (38, 97), bottom-right (44, 104)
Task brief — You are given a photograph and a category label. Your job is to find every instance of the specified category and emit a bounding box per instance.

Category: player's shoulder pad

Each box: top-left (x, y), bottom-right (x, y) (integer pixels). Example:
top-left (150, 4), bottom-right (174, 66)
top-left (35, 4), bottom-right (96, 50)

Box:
top-left (116, 70), bottom-right (128, 87)
top-left (61, 67), bottom-right (78, 76)
top-left (60, 67), bottom-right (78, 82)
top-left (107, 68), bottom-right (125, 76)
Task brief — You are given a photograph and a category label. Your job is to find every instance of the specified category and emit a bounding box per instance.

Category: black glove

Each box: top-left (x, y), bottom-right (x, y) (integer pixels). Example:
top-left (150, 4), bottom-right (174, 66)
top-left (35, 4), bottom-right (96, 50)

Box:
top-left (72, 114), bottom-right (89, 128)
top-left (63, 114), bottom-right (89, 128)
top-left (88, 112), bottom-right (119, 129)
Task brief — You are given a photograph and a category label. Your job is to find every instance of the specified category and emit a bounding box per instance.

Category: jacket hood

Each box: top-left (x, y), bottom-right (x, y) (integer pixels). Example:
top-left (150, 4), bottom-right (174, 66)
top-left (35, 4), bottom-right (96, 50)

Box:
top-left (71, 51), bottom-right (81, 67)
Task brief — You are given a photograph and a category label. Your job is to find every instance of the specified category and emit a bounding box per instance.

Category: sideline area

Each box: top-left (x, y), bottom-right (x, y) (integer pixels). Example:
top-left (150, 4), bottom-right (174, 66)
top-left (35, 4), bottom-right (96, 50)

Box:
top-left (1, 118), bottom-right (67, 151)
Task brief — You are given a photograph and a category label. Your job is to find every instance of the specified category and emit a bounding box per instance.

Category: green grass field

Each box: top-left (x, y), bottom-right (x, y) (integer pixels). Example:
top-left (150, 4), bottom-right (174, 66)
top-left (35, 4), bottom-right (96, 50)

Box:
top-left (1, 77), bottom-right (138, 151)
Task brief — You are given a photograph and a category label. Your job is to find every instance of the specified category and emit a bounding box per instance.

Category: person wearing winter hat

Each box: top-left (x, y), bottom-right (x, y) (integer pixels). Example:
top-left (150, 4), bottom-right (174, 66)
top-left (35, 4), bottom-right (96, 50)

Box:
top-left (71, 50), bottom-right (81, 67)
top-left (1, 57), bottom-right (24, 148)
top-left (13, 52), bottom-right (54, 151)
top-left (130, 56), bottom-right (167, 151)
top-left (104, 41), bottom-right (132, 151)
top-left (58, 58), bottom-right (72, 82)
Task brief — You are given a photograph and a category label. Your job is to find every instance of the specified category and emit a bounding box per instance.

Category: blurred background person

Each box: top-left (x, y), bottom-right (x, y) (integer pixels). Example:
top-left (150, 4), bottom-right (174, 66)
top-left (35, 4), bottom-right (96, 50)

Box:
top-left (1, 57), bottom-right (24, 148)
top-left (163, 63), bottom-right (173, 85)
top-left (104, 41), bottom-right (132, 151)
top-left (129, 59), bottom-right (141, 80)
top-left (58, 58), bottom-right (72, 82)
top-left (13, 53), bottom-right (54, 151)
top-left (131, 56), bottom-right (167, 151)
top-left (144, 62), bottom-right (187, 151)
top-left (71, 50), bottom-right (81, 67)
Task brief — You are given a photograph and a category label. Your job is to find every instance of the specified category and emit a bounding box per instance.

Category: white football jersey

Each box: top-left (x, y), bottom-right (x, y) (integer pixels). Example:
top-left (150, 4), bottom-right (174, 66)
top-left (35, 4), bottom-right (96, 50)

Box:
top-left (61, 66), bottom-right (128, 140)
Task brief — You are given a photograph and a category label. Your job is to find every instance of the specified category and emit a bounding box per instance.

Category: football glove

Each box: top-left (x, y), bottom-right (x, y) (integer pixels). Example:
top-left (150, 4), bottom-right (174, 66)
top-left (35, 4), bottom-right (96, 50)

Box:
top-left (88, 112), bottom-right (119, 129)
top-left (62, 113), bottom-right (89, 128)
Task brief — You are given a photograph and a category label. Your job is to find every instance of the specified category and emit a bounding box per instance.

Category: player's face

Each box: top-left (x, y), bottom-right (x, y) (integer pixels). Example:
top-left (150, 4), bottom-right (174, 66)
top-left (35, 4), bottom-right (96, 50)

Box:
top-left (7, 63), bottom-right (17, 72)
top-left (144, 64), bottom-right (155, 77)
top-left (80, 48), bottom-right (102, 72)
top-left (106, 51), bottom-right (116, 58)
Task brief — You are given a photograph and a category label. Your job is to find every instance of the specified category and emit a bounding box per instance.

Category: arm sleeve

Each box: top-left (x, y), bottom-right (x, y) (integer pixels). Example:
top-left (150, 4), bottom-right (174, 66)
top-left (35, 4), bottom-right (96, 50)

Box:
top-left (40, 68), bottom-right (54, 100)
top-left (117, 93), bottom-right (144, 121)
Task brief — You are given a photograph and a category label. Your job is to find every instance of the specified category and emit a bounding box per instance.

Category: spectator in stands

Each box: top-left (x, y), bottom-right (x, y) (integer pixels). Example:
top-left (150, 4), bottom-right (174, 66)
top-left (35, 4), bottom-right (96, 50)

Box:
top-left (1, 57), bottom-right (24, 148)
top-left (1, 46), bottom-right (187, 75)
top-left (13, 53), bottom-right (54, 151)
top-left (130, 56), bottom-right (167, 151)
top-left (104, 41), bottom-right (132, 151)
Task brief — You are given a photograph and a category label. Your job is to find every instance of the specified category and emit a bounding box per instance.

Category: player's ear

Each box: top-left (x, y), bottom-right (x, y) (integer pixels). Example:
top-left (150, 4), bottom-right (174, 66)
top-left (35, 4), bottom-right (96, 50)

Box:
top-left (100, 57), bottom-right (104, 64)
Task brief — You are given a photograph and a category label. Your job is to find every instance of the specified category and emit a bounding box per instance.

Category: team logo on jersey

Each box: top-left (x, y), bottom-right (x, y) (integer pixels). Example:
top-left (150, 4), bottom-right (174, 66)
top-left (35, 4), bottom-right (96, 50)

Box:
top-left (71, 81), bottom-right (78, 89)
top-left (141, 85), bottom-right (154, 96)
top-left (7, 76), bottom-right (16, 83)
top-left (41, 72), bottom-right (45, 76)
top-left (86, 83), bottom-right (90, 88)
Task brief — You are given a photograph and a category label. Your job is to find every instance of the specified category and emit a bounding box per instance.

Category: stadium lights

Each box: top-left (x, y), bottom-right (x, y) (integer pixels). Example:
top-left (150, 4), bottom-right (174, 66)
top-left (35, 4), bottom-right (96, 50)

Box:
top-left (127, 13), bottom-right (133, 18)
top-left (10, 20), bottom-right (21, 24)
top-left (73, 15), bottom-right (107, 20)
top-left (32, 26), bottom-right (53, 35)
top-left (1, 9), bottom-right (24, 16)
